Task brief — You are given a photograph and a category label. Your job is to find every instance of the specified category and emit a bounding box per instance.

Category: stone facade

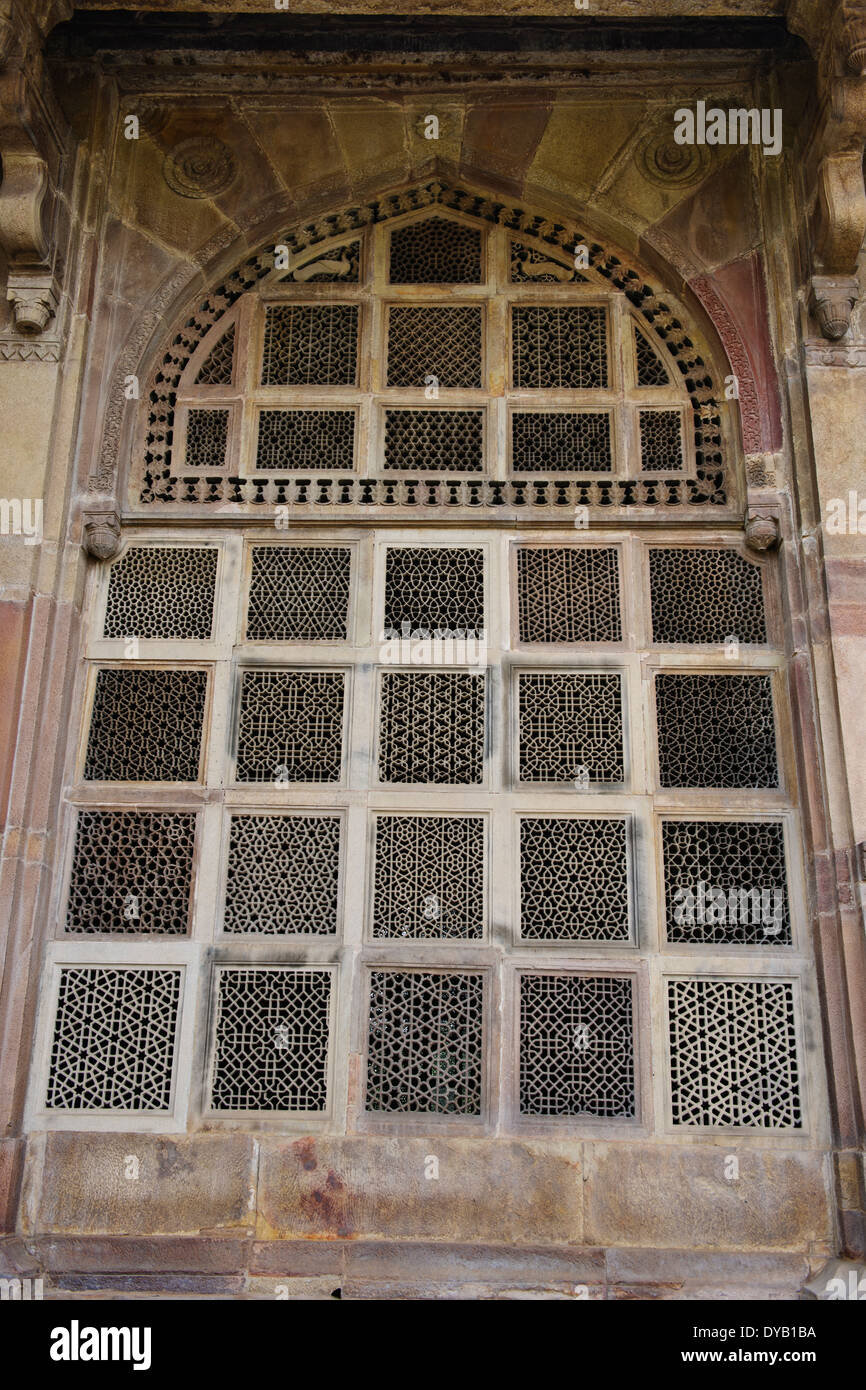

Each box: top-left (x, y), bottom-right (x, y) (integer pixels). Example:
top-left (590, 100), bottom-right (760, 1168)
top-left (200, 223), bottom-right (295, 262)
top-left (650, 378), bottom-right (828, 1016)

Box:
top-left (0, 0), bottom-right (864, 1301)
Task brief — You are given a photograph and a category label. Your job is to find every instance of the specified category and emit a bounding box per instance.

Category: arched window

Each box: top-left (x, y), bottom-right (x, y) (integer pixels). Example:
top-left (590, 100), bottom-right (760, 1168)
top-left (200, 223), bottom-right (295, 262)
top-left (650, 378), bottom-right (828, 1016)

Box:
top-left (32, 184), bottom-right (810, 1142)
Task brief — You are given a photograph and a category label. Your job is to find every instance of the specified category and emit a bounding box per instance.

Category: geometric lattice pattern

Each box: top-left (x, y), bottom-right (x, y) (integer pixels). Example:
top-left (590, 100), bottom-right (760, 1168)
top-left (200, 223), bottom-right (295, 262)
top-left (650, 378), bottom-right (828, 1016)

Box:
top-left (639, 409), bottom-right (684, 471)
top-left (511, 411), bottom-right (613, 472)
top-left (209, 967), bottom-right (331, 1111)
top-left (634, 324), bottom-right (670, 386)
top-left (261, 304), bottom-right (359, 386)
top-left (66, 810), bottom-right (195, 935)
top-left (378, 672), bottom-right (485, 784)
top-left (655, 673), bottom-right (778, 789)
top-left (516, 547), bottom-right (621, 643)
top-left (662, 819), bottom-right (791, 946)
top-left (46, 967), bottom-right (181, 1110)
top-left (511, 306), bottom-right (608, 389)
top-left (649, 548), bottom-right (768, 645)
top-left (223, 814), bottom-right (341, 935)
top-left (372, 815), bottom-right (484, 939)
top-left (386, 306), bottom-right (483, 388)
top-left (519, 818), bottom-right (630, 941)
top-left (235, 670), bottom-right (345, 783)
top-left (255, 409), bottom-right (355, 470)
top-left (195, 324), bottom-right (235, 385)
top-left (389, 217), bottom-right (483, 284)
top-left (103, 546), bottom-right (217, 641)
top-left (518, 672), bottom-right (624, 783)
top-left (383, 409), bottom-right (484, 472)
top-left (84, 668), bottom-right (207, 782)
top-left (366, 970), bottom-right (484, 1114)
top-left (246, 546), bottom-right (351, 642)
top-left (519, 973), bottom-right (635, 1117)
top-left (185, 408), bottom-right (229, 468)
top-left (383, 547), bottom-right (484, 634)
top-left (668, 979), bottom-right (801, 1128)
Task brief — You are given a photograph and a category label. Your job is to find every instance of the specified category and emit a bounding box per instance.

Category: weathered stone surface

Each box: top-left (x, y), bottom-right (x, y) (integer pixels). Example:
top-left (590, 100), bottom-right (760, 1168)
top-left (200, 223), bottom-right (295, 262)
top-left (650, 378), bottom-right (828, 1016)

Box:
top-left (257, 1137), bottom-right (583, 1244)
top-left (34, 1134), bottom-right (256, 1237)
top-left (584, 1146), bottom-right (832, 1251)
top-left (39, 1236), bottom-right (250, 1274)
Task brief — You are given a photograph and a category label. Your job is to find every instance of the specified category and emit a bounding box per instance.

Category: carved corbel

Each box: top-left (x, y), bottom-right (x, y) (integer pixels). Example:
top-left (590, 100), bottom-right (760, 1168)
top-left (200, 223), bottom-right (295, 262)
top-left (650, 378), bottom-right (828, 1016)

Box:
top-left (745, 511), bottom-right (782, 553)
top-left (82, 507), bottom-right (121, 561)
top-left (795, 1), bottom-right (866, 339)
top-left (0, 1), bottom-right (72, 336)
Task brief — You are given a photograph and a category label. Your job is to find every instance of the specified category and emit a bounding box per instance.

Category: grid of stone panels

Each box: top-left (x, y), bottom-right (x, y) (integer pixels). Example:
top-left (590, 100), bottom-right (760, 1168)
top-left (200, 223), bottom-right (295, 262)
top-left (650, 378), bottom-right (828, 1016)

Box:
top-left (49, 194), bottom-right (814, 1153)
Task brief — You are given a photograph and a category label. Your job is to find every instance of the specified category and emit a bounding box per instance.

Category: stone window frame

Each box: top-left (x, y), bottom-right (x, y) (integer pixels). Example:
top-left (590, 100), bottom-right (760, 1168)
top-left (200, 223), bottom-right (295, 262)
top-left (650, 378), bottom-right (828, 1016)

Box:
top-left (30, 508), bottom-right (829, 1141)
top-left (639, 538), bottom-right (780, 651)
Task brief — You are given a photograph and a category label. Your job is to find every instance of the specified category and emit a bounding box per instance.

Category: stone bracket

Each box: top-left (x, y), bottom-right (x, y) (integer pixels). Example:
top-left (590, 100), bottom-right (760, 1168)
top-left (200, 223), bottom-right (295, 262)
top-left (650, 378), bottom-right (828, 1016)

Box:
top-left (810, 273), bottom-right (861, 340)
top-left (81, 505), bottom-right (121, 561)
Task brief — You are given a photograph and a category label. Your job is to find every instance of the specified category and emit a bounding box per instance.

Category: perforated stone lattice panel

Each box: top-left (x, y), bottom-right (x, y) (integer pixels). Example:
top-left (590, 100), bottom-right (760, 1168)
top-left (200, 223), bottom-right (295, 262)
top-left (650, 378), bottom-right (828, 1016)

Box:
top-left (372, 815), bottom-right (484, 940)
top-left (384, 547), bottom-right (484, 635)
top-left (247, 546), bottom-right (351, 642)
top-left (386, 306), bottom-right (483, 388)
top-left (365, 969), bottom-right (484, 1115)
top-left (378, 672), bottom-right (485, 785)
top-left (520, 818), bottom-right (630, 941)
top-left (639, 409), bottom-right (684, 471)
top-left (84, 669), bottom-right (206, 783)
top-left (195, 324), bottom-right (235, 385)
top-left (255, 409), bottom-right (355, 471)
top-left (223, 814), bottom-right (341, 936)
top-left (383, 409), bottom-right (484, 472)
top-left (185, 408), bottom-right (229, 469)
top-left (518, 672), bottom-right (624, 783)
top-left (516, 547), bottom-right (621, 644)
top-left (668, 978), bottom-right (801, 1128)
top-left (235, 670), bottom-right (345, 783)
top-left (519, 973), bottom-right (635, 1118)
top-left (634, 324), bottom-right (670, 386)
top-left (511, 411), bottom-right (613, 472)
top-left (649, 548), bottom-right (768, 645)
top-left (103, 547), bottom-right (218, 641)
top-left (662, 819), bottom-right (791, 946)
top-left (66, 811), bottom-right (195, 935)
top-left (511, 306), bottom-right (608, 389)
top-left (655, 673), bottom-right (779, 789)
top-left (389, 217), bottom-right (483, 284)
top-left (46, 967), bottom-right (181, 1111)
top-left (261, 304), bottom-right (359, 386)
top-left (210, 967), bottom-right (331, 1112)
